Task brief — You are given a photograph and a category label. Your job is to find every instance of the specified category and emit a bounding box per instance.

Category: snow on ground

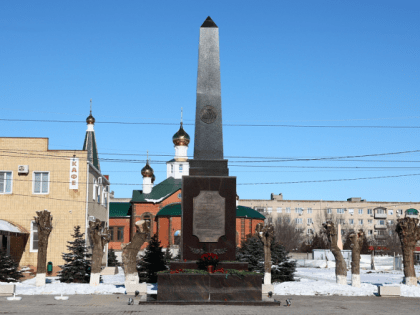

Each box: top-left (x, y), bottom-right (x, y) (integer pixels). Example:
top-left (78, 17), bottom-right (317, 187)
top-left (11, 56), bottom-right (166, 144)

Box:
top-left (274, 266), bottom-right (420, 297)
top-left (2, 266), bottom-right (420, 297)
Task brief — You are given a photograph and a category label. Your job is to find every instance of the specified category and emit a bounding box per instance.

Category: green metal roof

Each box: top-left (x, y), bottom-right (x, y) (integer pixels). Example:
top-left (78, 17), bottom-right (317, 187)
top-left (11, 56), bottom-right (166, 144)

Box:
top-left (156, 203), bottom-right (265, 219)
top-left (83, 130), bottom-right (100, 170)
top-left (236, 205), bottom-right (266, 219)
top-left (131, 177), bottom-right (182, 203)
top-left (109, 202), bottom-right (131, 217)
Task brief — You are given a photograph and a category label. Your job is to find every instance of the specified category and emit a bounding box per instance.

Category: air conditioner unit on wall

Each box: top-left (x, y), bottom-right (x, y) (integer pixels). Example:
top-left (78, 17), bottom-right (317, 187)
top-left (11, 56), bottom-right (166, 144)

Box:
top-left (18, 165), bottom-right (29, 174)
top-left (98, 177), bottom-right (103, 185)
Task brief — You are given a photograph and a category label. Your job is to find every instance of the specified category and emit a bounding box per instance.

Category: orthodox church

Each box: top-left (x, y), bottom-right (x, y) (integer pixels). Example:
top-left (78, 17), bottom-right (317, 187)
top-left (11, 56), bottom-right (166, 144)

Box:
top-left (108, 120), bottom-right (265, 253)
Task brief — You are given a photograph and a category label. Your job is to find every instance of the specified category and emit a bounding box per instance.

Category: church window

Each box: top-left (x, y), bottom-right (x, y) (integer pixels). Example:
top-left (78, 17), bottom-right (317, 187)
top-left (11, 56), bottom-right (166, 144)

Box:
top-left (179, 164), bottom-right (183, 173)
top-left (171, 165), bottom-right (174, 173)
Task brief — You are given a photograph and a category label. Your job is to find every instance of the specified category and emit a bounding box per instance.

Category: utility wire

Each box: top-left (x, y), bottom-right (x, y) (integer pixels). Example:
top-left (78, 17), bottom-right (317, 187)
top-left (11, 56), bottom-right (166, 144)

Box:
top-left (1, 118), bottom-right (419, 129)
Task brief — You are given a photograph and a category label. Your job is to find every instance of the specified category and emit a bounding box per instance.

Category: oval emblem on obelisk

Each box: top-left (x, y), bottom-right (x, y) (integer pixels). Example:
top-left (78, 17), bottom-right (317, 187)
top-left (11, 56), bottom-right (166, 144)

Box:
top-left (200, 105), bottom-right (217, 124)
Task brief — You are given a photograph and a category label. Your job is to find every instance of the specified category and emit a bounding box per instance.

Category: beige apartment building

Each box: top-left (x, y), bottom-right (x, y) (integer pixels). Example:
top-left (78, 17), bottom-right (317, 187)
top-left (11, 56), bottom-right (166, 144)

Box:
top-left (239, 193), bottom-right (420, 242)
top-left (0, 112), bottom-right (110, 272)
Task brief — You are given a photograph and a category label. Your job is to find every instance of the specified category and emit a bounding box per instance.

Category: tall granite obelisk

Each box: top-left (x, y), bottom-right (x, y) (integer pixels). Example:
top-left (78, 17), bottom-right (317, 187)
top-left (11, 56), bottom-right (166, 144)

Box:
top-left (189, 16), bottom-right (228, 176)
top-left (181, 17), bottom-right (236, 262)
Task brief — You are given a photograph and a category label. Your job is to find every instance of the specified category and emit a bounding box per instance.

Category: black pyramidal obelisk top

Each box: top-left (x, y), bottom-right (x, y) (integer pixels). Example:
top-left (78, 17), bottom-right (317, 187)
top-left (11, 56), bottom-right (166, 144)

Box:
top-left (189, 16), bottom-right (228, 176)
top-left (201, 16), bottom-right (218, 28)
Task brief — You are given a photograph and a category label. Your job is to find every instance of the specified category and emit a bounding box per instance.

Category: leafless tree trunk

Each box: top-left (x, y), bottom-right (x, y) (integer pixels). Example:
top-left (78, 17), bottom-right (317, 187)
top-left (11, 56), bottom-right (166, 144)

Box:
top-left (349, 230), bottom-right (364, 287)
top-left (89, 219), bottom-right (111, 286)
top-left (268, 215), bottom-right (303, 253)
top-left (121, 220), bottom-right (150, 284)
top-left (323, 220), bottom-right (347, 285)
top-left (256, 223), bottom-right (274, 285)
top-left (396, 217), bottom-right (420, 286)
top-left (34, 210), bottom-right (53, 286)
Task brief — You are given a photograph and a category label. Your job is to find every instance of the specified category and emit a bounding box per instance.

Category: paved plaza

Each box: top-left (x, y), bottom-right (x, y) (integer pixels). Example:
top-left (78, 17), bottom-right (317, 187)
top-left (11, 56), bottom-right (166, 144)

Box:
top-left (1, 295), bottom-right (418, 314)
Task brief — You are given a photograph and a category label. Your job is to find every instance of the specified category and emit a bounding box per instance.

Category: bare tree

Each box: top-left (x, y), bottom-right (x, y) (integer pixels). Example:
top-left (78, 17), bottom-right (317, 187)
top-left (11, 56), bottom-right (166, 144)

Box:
top-left (34, 210), bottom-right (53, 287)
top-left (349, 230), bottom-right (364, 287)
top-left (255, 223), bottom-right (274, 285)
top-left (323, 221), bottom-right (347, 285)
top-left (396, 217), bottom-right (420, 286)
top-left (121, 220), bottom-right (150, 284)
top-left (89, 219), bottom-right (111, 286)
top-left (268, 215), bottom-right (303, 253)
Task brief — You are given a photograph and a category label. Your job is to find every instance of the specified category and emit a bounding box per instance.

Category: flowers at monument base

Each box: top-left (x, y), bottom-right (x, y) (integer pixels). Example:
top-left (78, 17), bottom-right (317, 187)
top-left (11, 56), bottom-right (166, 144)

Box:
top-left (196, 252), bottom-right (220, 271)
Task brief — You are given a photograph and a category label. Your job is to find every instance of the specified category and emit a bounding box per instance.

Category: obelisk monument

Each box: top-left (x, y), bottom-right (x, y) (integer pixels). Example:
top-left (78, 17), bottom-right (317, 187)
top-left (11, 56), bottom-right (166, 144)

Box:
top-left (189, 16), bottom-right (228, 176)
top-left (181, 16), bottom-right (236, 261)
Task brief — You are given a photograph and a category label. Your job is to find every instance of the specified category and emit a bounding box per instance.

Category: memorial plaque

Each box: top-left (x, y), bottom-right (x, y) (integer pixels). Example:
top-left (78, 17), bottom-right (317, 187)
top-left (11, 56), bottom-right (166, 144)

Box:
top-left (193, 190), bottom-right (225, 242)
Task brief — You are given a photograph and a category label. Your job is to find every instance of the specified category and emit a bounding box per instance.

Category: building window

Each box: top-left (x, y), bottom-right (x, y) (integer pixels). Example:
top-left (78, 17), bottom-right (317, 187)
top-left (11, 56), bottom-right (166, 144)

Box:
top-left (93, 179), bottom-right (97, 200)
top-left (286, 207), bottom-right (291, 213)
top-left (368, 230), bottom-right (373, 236)
top-left (377, 220), bottom-right (386, 226)
top-left (307, 218), bottom-right (313, 224)
top-left (359, 219), bottom-right (363, 225)
top-left (368, 219), bottom-right (373, 224)
top-left (358, 209), bottom-right (363, 215)
top-left (109, 227), bottom-right (114, 241)
top-left (30, 221), bottom-right (38, 252)
top-left (397, 209), bottom-right (403, 215)
top-left (367, 209), bottom-right (372, 215)
top-left (327, 208), bottom-right (332, 214)
top-left (171, 165), bottom-right (174, 173)
top-left (102, 186), bottom-right (107, 205)
top-left (33, 172), bottom-right (49, 194)
top-left (174, 230), bottom-right (181, 245)
top-left (338, 219), bottom-right (345, 225)
top-left (267, 207), bottom-right (272, 214)
top-left (388, 210), bottom-right (394, 215)
top-left (0, 172), bottom-right (12, 194)
top-left (307, 229), bottom-right (314, 235)
top-left (97, 186), bottom-right (101, 204)
top-left (388, 220), bottom-right (394, 225)
top-left (377, 230), bottom-right (385, 235)
top-left (117, 227), bottom-right (124, 241)
top-left (376, 208), bottom-right (386, 214)
top-left (295, 208), bottom-right (303, 214)
top-left (337, 208), bottom-right (345, 214)
top-left (295, 218), bottom-right (302, 224)
top-left (307, 208), bottom-right (312, 214)
top-left (276, 208), bottom-right (282, 213)
top-left (179, 164), bottom-right (183, 173)
top-left (349, 219), bottom-right (354, 225)
top-left (178, 193), bottom-right (182, 199)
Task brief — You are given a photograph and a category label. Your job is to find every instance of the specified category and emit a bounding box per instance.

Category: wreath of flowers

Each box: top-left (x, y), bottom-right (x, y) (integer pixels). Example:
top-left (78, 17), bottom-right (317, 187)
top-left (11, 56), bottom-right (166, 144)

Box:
top-left (196, 252), bottom-right (219, 270)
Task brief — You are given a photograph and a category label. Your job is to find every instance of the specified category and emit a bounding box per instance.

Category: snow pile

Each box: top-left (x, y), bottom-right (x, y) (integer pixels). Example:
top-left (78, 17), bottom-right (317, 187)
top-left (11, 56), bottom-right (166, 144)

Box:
top-left (295, 260), bottom-right (336, 268)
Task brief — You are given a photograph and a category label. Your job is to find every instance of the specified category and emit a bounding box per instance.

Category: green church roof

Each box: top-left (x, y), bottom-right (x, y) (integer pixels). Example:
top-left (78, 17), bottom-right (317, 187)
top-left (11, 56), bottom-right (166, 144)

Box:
top-left (156, 203), bottom-right (265, 219)
top-left (131, 177), bottom-right (182, 203)
top-left (109, 202), bottom-right (131, 217)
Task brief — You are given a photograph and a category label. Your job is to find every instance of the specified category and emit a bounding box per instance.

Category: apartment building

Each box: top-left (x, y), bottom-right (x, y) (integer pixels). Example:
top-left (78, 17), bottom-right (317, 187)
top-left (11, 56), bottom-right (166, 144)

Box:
top-left (239, 193), bottom-right (420, 241)
top-left (0, 112), bottom-right (110, 272)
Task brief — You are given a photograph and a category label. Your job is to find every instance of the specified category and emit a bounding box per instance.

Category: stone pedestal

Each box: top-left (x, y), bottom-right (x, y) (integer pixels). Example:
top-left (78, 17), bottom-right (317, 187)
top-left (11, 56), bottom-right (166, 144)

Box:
top-left (378, 286), bottom-right (401, 296)
top-left (35, 273), bottom-right (46, 287)
top-left (170, 261), bottom-right (248, 271)
top-left (157, 273), bottom-right (262, 301)
top-left (181, 176), bottom-right (236, 262)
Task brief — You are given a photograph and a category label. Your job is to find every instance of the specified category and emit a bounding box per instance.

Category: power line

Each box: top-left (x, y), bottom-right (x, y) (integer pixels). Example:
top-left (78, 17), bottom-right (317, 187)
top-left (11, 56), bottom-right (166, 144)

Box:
top-left (1, 118), bottom-right (420, 129)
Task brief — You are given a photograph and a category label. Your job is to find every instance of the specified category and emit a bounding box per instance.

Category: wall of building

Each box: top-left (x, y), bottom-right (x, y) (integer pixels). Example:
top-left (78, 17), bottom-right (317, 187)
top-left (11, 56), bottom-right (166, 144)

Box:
top-left (0, 138), bottom-right (89, 269)
top-left (239, 194), bottom-right (420, 241)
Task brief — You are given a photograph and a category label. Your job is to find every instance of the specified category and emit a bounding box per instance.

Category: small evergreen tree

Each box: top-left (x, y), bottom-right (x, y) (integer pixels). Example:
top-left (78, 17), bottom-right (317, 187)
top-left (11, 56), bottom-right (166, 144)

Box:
top-left (236, 235), bottom-right (296, 282)
top-left (137, 234), bottom-right (167, 283)
top-left (58, 226), bottom-right (92, 283)
top-left (0, 250), bottom-right (23, 282)
top-left (108, 249), bottom-right (119, 267)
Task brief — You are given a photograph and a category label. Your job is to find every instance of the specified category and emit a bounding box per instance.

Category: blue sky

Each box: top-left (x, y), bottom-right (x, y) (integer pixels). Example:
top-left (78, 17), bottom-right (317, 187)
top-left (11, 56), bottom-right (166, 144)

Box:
top-left (1, 1), bottom-right (419, 202)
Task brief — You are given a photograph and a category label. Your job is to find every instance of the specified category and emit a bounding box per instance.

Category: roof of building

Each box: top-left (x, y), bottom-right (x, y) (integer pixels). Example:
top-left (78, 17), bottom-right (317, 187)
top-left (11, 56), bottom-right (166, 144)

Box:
top-left (156, 203), bottom-right (265, 219)
top-left (131, 176), bottom-right (182, 203)
top-left (109, 202), bottom-right (131, 217)
top-left (83, 130), bottom-right (100, 170)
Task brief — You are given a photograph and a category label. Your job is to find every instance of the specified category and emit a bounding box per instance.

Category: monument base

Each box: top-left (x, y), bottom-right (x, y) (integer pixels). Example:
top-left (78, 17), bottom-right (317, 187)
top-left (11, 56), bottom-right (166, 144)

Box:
top-left (157, 273), bottom-right (262, 301)
top-left (170, 261), bottom-right (248, 271)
